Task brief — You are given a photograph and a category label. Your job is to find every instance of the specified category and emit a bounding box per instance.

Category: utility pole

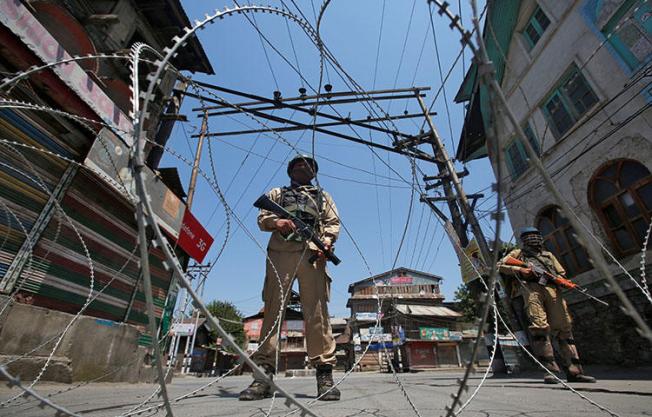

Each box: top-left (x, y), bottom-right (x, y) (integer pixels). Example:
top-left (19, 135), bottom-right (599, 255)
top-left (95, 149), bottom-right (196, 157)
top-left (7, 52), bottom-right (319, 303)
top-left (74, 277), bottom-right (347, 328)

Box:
top-left (415, 94), bottom-right (492, 261)
top-left (175, 111), bottom-right (210, 374)
top-left (413, 92), bottom-right (528, 373)
top-left (187, 110), bottom-right (209, 208)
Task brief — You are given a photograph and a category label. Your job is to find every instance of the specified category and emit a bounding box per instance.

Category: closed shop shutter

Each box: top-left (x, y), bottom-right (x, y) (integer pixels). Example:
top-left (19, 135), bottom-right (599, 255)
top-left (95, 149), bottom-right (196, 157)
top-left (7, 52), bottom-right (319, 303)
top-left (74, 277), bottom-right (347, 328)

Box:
top-left (357, 348), bottom-right (382, 371)
top-left (436, 343), bottom-right (459, 367)
top-left (406, 341), bottom-right (437, 369)
top-left (18, 169), bottom-right (176, 326)
top-left (0, 108), bottom-right (80, 294)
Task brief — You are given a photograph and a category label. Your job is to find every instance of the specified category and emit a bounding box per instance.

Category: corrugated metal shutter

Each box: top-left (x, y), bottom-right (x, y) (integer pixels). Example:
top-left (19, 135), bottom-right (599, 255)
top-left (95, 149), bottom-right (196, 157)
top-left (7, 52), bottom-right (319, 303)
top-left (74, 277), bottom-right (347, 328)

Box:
top-left (436, 343), bottom-right (459, 367)
top-left (0, 108), bottom-right (76, 292)
top-left (17, 169), bottom-right (175, 327)
top-left (406, 341), bottom-right (437, 369)
top-left (0, 104), bottom-right (183, 346)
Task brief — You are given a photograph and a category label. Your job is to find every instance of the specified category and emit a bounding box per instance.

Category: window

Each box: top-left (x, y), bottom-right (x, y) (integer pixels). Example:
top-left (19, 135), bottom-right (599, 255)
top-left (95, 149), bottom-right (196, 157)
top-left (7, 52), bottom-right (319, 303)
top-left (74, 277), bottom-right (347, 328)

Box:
top-left (537, 207), bottom-right (592, 276)
top-left (541, 66), bottom-right (599, 139)
top-left (523, 6), bottom-right (551, 49)
top-left (504, 124), bottom-right (541, 180)
top-left (589, 159), bottom-right (652, 257)
top-left (599, 0), bottom-right (652, 71)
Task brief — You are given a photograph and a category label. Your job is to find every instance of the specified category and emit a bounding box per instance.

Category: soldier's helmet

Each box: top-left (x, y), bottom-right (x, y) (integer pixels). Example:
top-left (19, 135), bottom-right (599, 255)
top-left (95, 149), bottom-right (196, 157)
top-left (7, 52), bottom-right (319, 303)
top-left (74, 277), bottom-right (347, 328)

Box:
top-left (519, 226), bottom-right (541, 237)
top-left (287, 154), bottom-right (319, 176)
top-left (520, 226), bottom-right (544, 248)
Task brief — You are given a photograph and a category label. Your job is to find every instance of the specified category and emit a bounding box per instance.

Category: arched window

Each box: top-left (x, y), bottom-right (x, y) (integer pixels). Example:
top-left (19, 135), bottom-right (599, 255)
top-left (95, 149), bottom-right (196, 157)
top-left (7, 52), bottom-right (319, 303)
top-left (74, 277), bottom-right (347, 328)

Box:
top-left (537, 207), bottom-right (592, 276)
top-left (589, 159), bottom-right (652, 257)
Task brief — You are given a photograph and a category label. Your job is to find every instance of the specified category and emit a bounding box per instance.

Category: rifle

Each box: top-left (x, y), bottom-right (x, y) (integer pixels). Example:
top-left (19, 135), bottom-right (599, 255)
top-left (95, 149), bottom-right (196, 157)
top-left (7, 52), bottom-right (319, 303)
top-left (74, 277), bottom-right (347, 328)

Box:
top-left (254, 194), bottom-right (341, 265)
top-left (503, 256), bottom-right (608, 307)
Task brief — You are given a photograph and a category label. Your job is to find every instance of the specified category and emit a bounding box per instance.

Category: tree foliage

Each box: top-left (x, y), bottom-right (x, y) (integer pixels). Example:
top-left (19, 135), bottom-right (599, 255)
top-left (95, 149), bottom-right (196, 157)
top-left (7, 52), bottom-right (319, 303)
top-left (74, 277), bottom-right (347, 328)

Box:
top-left (205, 299), bottom-right (245, 351)
top-left (454, 283), bottom-right (480, 323)
top-left (454, 281), bottom-right (509, 334)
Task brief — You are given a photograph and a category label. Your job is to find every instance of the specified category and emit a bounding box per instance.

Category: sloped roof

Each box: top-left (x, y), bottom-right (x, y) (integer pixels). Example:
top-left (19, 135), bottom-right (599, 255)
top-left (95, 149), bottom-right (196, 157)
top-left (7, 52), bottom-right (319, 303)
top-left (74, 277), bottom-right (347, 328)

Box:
top-left (455, 0), bottom-right (523, 162)
top-left (395, 304), bottom-right (462, 318)
top-left (134, 0), bottom-right (214, 74)
top-left (348, 267), bottom-right (443, 292)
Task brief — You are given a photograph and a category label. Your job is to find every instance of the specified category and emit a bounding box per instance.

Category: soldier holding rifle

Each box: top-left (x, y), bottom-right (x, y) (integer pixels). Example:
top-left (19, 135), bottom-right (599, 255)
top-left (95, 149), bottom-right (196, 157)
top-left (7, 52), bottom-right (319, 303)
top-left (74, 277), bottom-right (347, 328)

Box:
top-left (239, 155), bottom-right (342, 401)
top-left (498, 227), bottom-right (597, 384)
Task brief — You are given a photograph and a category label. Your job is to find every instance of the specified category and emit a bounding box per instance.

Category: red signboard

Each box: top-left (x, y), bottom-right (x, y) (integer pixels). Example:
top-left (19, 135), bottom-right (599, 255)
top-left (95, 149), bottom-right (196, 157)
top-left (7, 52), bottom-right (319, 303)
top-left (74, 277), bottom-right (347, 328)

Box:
top-left (177, 210), bottom-right (214, 263)
top-left (390, 276), bottom-right (413, 284)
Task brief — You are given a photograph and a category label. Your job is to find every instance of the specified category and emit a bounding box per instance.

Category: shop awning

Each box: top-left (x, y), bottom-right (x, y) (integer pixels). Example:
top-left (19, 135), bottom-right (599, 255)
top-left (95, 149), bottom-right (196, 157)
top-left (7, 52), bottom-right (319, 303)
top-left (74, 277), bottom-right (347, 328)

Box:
top-left (395, 305), bottom-right (462, 318)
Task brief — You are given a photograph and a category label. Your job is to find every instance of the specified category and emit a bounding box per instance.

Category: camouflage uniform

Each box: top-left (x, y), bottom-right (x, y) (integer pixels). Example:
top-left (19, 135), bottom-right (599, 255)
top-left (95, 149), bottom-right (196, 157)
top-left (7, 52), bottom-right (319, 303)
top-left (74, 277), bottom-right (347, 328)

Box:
top-left (499, 248), bottom-right (585, 379)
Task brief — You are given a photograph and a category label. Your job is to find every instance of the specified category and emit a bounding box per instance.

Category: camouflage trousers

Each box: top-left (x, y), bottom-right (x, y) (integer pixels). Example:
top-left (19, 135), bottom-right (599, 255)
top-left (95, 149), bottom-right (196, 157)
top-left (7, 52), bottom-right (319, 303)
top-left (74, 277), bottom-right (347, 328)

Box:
top-left (520, 282), bottom-right (583, 376)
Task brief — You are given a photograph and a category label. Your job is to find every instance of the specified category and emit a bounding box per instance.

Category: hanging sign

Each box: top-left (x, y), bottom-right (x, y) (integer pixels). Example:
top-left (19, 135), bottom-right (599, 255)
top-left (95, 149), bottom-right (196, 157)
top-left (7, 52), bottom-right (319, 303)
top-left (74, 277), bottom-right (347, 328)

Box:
top-left (419, 327), bottom-right (450, 341)
top-left (177, 209), bottom-right (214, 263)
top-left (171, 323), bottom-right (195, 336)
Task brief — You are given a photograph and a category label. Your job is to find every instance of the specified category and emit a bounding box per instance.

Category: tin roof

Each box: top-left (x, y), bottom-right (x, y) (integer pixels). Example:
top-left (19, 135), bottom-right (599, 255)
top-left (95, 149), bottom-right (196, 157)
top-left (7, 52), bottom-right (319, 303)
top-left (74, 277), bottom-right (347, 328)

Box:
top-left (133, 0), bottom-right (214, 74)
top-left (395, 304), bottom-right (462, 318)
top-left (348, 267), bottom-right (443, 292)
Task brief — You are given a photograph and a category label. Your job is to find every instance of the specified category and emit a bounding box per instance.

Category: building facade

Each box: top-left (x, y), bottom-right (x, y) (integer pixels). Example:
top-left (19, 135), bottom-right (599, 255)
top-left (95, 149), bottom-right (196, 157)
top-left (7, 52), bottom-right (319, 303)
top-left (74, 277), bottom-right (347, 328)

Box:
top-left (0, 0), bottom-right (213, 382)
top-left (347, 267), bottom-right (467, 371)
top-left (243, 291), bottom-right (310, 372)
top-left (456, 0), bottom-right (652, 365)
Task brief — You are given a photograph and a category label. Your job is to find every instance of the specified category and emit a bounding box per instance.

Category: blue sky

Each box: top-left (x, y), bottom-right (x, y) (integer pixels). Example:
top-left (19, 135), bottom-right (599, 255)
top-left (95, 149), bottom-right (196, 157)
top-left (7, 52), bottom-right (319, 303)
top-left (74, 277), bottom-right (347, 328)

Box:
top-left (163, 0), bottom-right (512, 318)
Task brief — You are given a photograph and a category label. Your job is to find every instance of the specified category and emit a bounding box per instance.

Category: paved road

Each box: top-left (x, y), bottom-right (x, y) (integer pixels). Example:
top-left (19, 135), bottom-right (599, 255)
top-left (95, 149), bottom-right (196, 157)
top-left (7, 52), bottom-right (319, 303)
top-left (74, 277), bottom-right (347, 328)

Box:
top-left (2, 367), bottom-right (650, 417)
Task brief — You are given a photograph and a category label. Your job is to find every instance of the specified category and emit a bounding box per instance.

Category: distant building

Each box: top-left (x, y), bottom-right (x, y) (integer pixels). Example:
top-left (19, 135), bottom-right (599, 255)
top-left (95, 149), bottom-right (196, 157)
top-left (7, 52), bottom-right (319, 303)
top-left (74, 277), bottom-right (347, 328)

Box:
top-left (347, 267), bottom-right (471, 371)
top-left (243, 291), bottom-right (309, 372)
top-left (0, 0), bottom-right (213, 382)
top-left (456, 0), bottom-right (651, 365)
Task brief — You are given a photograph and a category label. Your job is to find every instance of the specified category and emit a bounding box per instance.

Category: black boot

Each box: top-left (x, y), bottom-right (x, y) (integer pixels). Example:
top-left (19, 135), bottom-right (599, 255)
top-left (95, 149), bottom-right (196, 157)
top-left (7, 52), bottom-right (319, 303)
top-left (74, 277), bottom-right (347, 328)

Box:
top-left (316, 364), bottom-right (340, 401)
top-left (567, 373), bottom-right (597, 383)
top-left (239, 365), bottom-right (274, 401)
top-left (543, 374), bottom-right (560, 384)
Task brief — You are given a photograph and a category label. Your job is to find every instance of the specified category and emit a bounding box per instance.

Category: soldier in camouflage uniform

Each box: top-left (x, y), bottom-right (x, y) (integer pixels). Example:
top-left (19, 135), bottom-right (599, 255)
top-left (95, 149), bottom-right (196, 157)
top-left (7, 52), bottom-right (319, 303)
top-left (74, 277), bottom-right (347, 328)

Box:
top-left (239, 155), bottom-right (341, 401)
top-left (498, 227), bottom-right (596, 384)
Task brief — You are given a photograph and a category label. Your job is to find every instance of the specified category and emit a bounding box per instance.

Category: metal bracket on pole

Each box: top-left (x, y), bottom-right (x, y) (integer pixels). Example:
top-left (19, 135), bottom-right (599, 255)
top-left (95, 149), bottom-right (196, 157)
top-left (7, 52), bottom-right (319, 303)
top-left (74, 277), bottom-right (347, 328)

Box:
top-left (462, 194), bottom-right (485, 231)
top-left (419, 195), bottom-right (449, 223)
top-left (423, 167), bottom-right (469, 182)
top-left (415, 93), bottom-right (492, 259)
top-left (393, 130), bottom-right (432, 148)
top-left (422, 196), bottom-right (455, 203)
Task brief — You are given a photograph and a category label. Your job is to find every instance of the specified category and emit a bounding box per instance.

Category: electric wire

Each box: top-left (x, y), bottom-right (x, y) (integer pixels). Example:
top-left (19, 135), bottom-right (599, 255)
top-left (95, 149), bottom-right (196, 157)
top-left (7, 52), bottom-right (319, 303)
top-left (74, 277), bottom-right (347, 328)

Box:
top-left (1, 3), bottom-right (647, 417)
top-left (428, 3), bottom-right (457, 155)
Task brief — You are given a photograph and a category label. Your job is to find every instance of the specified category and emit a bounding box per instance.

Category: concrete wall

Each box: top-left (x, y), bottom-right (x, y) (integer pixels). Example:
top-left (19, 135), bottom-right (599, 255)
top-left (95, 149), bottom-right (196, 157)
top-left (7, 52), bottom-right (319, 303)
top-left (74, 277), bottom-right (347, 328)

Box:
top-left (0, 299), bottom-right (161, 383)
top-left (485, 0), bottom-right (652, 364)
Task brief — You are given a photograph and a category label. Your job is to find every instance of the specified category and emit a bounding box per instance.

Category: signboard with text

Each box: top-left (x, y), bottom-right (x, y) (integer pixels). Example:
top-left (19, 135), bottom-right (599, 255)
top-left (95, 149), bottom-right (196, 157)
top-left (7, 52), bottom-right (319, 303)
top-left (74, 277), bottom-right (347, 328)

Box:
top-left (355, 312), bottom-right (382, 321)
top-left (171, 323), bottom-right (195, 336)
top-left (84, 129), bottom-right (186, 239)
top-left (389, 275), bottom-right (413, 284)
top-left (419, 327), bottom-right (450, 341)
top-left (177, 210), bottom-right (214, 263)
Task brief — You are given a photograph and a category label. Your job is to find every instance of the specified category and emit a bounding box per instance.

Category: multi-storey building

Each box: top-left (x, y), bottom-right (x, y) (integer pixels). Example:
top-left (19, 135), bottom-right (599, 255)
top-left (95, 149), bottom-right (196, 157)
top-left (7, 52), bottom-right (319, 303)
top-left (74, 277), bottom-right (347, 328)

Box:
top-left (243, 291), bottom-right (310, 372)
top-left (347, 267), bottom-right (465, 371)
top-left (456, 0), bottom-right (651, 364)
top-left (0, 0), bottom-right (213, 382)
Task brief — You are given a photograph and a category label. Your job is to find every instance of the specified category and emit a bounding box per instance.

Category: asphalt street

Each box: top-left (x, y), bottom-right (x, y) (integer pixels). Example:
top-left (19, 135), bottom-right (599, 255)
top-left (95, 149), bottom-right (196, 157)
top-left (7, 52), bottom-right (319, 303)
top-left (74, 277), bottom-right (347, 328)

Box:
top-left (1, 367), bottom-right (650, 417)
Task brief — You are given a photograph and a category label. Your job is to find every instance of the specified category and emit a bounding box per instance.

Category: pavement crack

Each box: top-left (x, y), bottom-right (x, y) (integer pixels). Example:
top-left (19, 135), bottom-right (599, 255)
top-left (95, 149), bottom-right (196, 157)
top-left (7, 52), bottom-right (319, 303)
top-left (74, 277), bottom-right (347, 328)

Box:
top-left (483, 384), bottom-right (652, 397)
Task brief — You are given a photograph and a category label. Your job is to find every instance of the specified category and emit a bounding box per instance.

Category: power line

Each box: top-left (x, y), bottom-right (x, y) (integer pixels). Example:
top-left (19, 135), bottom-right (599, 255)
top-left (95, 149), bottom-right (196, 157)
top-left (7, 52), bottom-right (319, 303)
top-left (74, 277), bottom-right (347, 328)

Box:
top-left (406, 18), bottom-right (432, 112)
top-left (244, 0), bottom-right (280, 90)
top-left (428, 3), bottom-right (457, 156)
top-left (372, 0), bottom-right (387, 89)
top-left (386, 0), bottom-right (418, 114)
